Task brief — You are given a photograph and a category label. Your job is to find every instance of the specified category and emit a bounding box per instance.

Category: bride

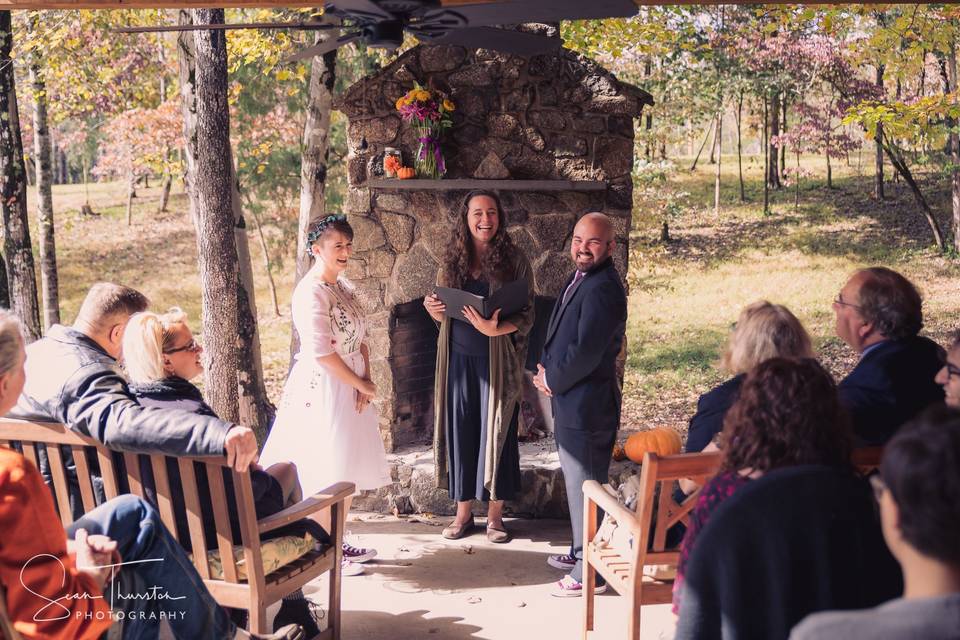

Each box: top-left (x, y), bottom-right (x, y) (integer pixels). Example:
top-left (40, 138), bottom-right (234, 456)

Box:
top-left (261, 214), bottom-right (390, 576)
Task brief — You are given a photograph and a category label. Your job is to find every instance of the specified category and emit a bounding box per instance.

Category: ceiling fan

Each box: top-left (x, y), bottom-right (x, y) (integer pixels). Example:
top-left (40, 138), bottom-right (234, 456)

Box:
top-left (115, 0), bottom-right (639, 60)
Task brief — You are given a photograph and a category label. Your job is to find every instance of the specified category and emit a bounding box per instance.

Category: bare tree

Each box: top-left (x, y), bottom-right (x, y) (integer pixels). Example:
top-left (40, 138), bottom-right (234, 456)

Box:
top-left (290, 29), bottom-right (338, 359)
top-left (28, 13), bottom-right (60, 328)
top-left (0, 11), bottom-right (41, 341)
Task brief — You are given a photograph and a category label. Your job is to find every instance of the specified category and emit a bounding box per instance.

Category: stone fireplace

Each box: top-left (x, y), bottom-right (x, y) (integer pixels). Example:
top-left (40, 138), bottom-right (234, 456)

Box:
top-left (334, 42), bottom-right (651, 452)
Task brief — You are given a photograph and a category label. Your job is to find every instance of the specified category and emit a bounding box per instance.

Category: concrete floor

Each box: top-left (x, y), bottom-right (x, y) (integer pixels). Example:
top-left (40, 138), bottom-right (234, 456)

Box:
top-left (292, 515), bottom-right (676, 640)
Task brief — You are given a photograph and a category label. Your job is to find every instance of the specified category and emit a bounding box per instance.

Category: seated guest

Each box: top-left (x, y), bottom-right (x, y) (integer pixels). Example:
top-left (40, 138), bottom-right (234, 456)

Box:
top-left (790, 406), bottom-right (960, 640)
top-left (121, 308), bottom-right (324, 636)
top-left (673, 357), bottom-right (856, 615)
top-left (674, 360), bottom-right (901, 639)
top-left (0, 309), bottom-right (302, 640)
top-left (9, 283), bottom-right (259, 518)
top-left (686, 300), bottom-right (813, 454)
top-left (935, 330), bottom-right (959, 409)
top-left (833, 267), bottom-right (944, 444)
top-left (123, 307), bottom-right (302, 509)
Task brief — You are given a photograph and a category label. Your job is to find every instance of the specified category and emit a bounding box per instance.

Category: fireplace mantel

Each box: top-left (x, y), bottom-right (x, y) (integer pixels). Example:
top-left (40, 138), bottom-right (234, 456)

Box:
top-left (366, 178), bottom-right (607, 192)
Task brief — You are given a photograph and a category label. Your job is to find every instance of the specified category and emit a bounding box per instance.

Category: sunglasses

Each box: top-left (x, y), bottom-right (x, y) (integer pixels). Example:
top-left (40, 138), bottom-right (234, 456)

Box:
top-left (164, 339), bottom-right (201, 355)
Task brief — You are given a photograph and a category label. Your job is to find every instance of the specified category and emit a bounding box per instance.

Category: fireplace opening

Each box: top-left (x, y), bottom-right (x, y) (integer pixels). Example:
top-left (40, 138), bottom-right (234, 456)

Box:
top-left (389, 298), bottom-right (439, 447)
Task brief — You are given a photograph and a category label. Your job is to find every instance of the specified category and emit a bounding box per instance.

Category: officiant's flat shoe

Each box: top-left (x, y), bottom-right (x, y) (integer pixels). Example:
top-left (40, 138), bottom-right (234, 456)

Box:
top-left (486, 522), bottom-right (512, 544)
top-left (442, 517), bottom-right (475, 540)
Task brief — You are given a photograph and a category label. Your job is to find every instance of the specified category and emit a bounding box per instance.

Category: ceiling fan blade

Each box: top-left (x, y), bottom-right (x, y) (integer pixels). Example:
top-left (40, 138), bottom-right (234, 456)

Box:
top-left (440, 0), bottom-right (638, 27)
top-left (428, 26), bottom-right (561, 56)
top-left (113, 21), bottom-right (338, 34)
top-left (326, 0), bottom-right (395, 20)
top-left (282, 31), bottom-right (360, 63)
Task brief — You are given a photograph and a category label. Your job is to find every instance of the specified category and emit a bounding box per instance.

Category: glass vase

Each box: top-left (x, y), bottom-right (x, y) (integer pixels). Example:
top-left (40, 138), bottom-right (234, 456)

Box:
top-left (414, 124), bottom-right (446, 179)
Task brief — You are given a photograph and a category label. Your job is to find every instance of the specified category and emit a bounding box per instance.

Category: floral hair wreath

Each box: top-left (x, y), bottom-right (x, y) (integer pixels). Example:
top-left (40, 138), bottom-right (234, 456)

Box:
top-left (306, 214), bottom-right (347, 256)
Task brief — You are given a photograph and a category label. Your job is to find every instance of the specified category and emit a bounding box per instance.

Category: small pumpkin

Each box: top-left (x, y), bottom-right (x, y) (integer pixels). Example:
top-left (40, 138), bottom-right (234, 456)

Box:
top-left (397, 166), bottom-right (416, 180)
top-left (623, 428), bottom-right (682, 463)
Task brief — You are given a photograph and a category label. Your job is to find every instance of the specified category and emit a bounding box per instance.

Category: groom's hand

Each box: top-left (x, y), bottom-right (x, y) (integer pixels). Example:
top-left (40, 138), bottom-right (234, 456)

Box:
top-left (534, 364), bottom-right (553, 397)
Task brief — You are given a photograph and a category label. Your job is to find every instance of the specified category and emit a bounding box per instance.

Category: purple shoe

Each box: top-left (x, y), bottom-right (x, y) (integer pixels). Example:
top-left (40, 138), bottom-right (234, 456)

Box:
top-left (547, 553), bottom-right (577, 570)
top-left (342, 541), bottom-right (377, 563)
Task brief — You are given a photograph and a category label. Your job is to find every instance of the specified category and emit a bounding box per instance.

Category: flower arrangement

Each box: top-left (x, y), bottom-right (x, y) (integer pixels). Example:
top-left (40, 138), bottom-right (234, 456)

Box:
top-left (395, 82), bottom-right (455, 179)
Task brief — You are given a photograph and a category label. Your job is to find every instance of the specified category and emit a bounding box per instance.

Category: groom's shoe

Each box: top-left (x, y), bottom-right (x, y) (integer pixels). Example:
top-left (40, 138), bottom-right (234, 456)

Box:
top-left (547, 553), bottom-right (577, 570)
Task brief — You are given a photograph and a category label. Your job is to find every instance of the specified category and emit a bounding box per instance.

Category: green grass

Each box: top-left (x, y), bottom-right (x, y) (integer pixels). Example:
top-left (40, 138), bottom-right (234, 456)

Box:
top-left (26, 153), bottom-right (960, 434)
top-left (621, 152), bottom-right (959, 431)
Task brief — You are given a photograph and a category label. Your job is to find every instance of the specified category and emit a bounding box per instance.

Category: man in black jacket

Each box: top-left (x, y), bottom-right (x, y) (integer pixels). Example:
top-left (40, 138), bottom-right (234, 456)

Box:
top-left (832, 267), bottom-right (944, 445)
top-left (10, 283), bottom-right (258, 518)
top-left (534, 212), bottom-right (627, 597)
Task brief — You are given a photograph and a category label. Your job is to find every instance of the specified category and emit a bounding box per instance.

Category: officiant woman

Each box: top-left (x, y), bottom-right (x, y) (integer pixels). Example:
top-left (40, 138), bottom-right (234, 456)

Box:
top-left (423, 190), bottom-right (534, 544)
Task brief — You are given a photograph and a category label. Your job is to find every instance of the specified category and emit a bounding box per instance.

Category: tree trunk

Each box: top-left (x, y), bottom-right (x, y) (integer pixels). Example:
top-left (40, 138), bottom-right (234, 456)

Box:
top-left (178, 9), bottom-right (241, 422)
top-left (689, 120), bottom-right (713, 172)
top-left (0, 12), bottom-right (42, 341)
top-left (125, 169), bottom-right (136, 226)
top-left (28, 26), bottom-right (60, 329)
top-left (880, 138), bottom-right (945, 250)
top-left (291, 31), bottom-right (338, 359)
top-left (714, 109), bottom-right (722, 215)
top-left (948, 40), bottom-right (960, 253)
top-left (779, 98), bottom-right (787, 174)
top-left (179, 9), bottom-right (272, 433)
top-left (230, 160), bottom-right (274, 433)
top-left (735, 89), bottom-right (745, 202)
top-left (795, 153), bottom-right (801, 210)
top-left (768, 91), bottom-right (782, 189)
top-left (158, 172), bottom-right (172, 212)
top-left (708, 118), bottom-right (717, 165)
top-left (875, 63), bottom-right (885, 200)
top-left (763, 95), bottom-right (770, 215)
top-left (248, 202), bottom-right (280, 316)
top-left (826, 152), bottom-right (833, 189)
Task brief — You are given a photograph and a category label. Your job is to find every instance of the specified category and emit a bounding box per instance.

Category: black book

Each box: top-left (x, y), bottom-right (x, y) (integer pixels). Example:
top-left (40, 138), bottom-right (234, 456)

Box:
top-left (435, 279), bottom-right (528, 323)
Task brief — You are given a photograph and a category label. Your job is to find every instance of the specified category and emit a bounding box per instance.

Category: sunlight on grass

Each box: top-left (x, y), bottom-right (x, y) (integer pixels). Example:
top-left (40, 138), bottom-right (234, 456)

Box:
top-left (30, 154), bottom-right (960, 435)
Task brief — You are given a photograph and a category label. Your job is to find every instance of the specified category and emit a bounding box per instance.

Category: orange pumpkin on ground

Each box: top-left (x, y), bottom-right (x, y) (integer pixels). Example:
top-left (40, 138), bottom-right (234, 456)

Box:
top-left (623, 428), bottom-right (682, 463)
top-left (397, 167), bottom-right (416, 179)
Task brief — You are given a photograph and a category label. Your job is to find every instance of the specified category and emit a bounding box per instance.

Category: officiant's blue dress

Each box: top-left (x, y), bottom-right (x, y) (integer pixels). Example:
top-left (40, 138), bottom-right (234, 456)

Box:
top-left (446, 277), bottom-right (521, 502)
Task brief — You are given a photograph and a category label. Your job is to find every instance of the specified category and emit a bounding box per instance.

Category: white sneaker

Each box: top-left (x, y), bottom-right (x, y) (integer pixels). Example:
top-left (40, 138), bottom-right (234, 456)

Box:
top-left (341, 559), bottom-right (365, 576)
top-left (551, 574), bottom-right (608, 597)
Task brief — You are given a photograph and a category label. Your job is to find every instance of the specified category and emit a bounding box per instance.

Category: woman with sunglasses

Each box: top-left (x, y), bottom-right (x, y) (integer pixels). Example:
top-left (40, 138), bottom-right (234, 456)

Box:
top-left (121, 308), bottom-right (325, 635)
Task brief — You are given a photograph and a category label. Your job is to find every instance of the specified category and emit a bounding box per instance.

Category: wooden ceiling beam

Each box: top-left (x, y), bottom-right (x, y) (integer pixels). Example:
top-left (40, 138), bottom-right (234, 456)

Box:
top-left (0, 0), bottom-right (928, 9)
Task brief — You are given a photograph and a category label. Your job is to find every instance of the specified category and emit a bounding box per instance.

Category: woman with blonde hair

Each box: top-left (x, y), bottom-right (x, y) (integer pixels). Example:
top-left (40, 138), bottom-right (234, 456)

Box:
top-left (122, 308), bottom-right (325, 634)
top-left (685, 301), bottom-right (814, 455)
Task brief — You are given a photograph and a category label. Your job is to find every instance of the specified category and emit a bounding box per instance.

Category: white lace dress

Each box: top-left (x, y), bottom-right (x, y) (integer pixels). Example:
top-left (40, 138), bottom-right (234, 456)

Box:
top-left (260, 266), bottom-right (390, 496)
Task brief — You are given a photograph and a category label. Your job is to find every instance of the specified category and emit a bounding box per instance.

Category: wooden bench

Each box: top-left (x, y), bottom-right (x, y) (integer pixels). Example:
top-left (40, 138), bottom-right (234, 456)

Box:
top-left (0, 419), bottom-right (352, 640)
top-left (581, 446), bottom-right (885, 640)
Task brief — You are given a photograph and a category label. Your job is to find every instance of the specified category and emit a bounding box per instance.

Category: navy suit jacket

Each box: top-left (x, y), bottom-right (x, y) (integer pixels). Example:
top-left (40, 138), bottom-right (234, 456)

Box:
top-left (542, 258), bottom-right (627, 432)
top-left (838, 335), bottom-right (945, 446)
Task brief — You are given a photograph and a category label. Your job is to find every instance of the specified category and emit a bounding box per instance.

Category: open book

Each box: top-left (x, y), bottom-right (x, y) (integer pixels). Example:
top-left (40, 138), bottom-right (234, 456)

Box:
top-left (435, 279), bottom-right (528, 323)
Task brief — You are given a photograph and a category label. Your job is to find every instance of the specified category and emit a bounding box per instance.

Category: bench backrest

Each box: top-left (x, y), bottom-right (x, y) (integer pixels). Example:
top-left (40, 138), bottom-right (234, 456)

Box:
top-left (0, 419), bottom-right (265, 592)
top-left (630, 446), bottom-right (885, 570)
top-left (633, 451), bottom-right (722, 567)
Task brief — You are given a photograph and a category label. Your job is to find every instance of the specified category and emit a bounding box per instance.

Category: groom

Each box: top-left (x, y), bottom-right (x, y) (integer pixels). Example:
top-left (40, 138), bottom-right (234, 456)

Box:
top-left (534, 212), bottom-right (627, 597)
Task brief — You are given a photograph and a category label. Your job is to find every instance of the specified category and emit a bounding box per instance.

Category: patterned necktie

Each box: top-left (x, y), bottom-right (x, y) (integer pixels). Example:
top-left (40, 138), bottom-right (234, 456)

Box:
top-left (561, 270), bottom-right (585, 306)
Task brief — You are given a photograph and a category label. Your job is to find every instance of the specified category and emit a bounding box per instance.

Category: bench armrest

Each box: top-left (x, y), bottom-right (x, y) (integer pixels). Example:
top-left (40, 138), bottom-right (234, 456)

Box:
top-left (582, 480), bottom-right (641, 535)
top-left (257, 481), bottom-right (356, 535)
